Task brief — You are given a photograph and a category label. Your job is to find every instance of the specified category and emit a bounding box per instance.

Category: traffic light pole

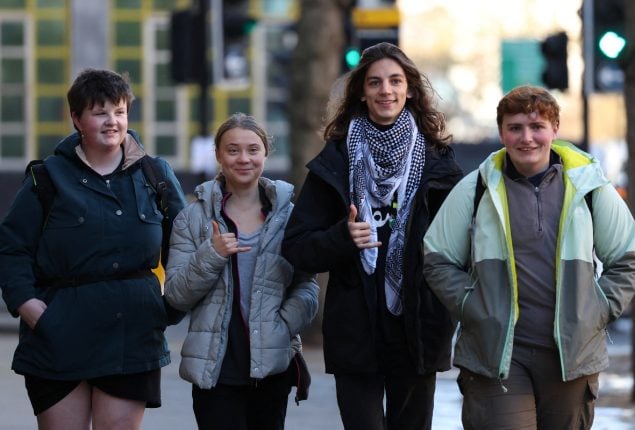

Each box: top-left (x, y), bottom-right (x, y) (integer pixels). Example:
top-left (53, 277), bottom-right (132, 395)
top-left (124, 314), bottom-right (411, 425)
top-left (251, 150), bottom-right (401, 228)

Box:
top-left (581, 0), bottom-right (594, 152)
top-left (197, 0), bottom-right (209, 137)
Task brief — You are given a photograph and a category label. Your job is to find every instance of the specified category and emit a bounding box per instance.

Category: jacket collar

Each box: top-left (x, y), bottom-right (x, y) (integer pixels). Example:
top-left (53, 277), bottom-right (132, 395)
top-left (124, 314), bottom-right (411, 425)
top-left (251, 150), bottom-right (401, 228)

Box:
top-left (56, 129), bottom-right (146, 171)
top-left (480, 140), bottom-right (608, 197)
top-left (193, 176), bottom-right (293, 221)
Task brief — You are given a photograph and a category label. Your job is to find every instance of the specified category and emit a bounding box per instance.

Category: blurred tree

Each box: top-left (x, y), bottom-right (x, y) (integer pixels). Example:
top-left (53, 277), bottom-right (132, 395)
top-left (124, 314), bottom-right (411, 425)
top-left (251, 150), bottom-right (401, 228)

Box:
top-left (624, 0), bottom-right (635, 404)
top-left (288, 0), bottom-right (355, 191)
top-left (287, 0), bottom-right (355, 344)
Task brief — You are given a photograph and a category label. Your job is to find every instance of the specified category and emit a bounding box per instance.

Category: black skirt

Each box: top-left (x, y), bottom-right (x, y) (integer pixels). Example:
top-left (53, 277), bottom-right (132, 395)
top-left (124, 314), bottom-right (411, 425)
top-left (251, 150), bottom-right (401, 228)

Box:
top-left (24, 368), bottom-right (161, 415)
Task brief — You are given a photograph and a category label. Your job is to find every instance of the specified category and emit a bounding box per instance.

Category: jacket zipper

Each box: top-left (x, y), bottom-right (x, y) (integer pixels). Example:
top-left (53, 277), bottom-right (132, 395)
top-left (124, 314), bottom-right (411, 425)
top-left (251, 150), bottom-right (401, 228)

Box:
top-left (535, 186), bottom-right (542, 232)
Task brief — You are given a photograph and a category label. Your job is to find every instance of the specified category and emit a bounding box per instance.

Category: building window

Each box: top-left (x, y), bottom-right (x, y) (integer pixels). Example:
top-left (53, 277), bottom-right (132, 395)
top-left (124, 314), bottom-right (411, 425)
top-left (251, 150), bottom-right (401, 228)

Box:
top-left (115, 21), bottom-right (141, 47)
top-left (37, 58), bottom-right (64, 83)
top-left (37, 96), bottom-right (65, 122)
top-left (37, 20), bottom-right (64, 45)
top-left (0, 17), bottom-right (27, 164)
top-left (149, 16), bottom-right (189, 164)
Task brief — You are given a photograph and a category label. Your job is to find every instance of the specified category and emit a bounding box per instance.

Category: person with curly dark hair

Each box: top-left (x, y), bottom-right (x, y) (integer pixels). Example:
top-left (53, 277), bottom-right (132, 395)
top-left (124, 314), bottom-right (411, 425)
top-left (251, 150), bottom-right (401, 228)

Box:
top-left (282, 42), bottom-right (463, 430)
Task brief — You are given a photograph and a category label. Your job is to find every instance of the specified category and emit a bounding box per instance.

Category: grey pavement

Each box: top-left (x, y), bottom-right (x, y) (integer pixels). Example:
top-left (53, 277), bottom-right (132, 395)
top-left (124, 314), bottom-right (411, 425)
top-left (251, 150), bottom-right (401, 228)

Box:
top-left (0, 311), bottom-right (634, 429)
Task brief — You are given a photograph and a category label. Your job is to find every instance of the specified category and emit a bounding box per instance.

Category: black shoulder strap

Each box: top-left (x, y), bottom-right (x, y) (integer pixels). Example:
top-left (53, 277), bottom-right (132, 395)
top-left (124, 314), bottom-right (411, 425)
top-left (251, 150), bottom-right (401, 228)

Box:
top-left (139, 155), bottom-right (172, 267)
top-left (584, 190), bottom-right (593, 219)
top-left (472, 171), bottom-right (485, 222)
top-left (26, 160), bottom-right (56, 224)
top-left (140, 155), bottom-right (169, 218)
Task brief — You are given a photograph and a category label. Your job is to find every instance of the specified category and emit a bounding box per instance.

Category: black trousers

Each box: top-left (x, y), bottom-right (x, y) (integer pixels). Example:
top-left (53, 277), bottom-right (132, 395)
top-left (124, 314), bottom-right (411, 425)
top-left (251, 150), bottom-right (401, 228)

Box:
top-left (192, 372), bottom-right (291, 430)
top-left (334, 371), bottom-right (436, 430)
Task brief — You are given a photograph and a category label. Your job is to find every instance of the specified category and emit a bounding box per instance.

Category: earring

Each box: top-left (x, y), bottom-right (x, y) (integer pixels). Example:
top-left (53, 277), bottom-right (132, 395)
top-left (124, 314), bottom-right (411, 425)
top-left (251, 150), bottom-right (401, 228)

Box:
top-left (361, 97), bottom-right (366, 102)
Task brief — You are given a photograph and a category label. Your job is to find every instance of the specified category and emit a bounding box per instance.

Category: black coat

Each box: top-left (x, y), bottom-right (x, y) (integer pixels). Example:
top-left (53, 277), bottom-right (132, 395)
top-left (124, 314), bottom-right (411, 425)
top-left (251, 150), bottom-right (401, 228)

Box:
top-left (282, 138), bottom-right (463, 375)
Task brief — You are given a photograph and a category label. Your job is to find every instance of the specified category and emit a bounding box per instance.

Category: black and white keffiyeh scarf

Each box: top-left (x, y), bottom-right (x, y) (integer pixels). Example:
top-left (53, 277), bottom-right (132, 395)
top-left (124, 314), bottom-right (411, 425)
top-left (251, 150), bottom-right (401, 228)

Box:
top-left (347, 108), bottom-right (426, 315)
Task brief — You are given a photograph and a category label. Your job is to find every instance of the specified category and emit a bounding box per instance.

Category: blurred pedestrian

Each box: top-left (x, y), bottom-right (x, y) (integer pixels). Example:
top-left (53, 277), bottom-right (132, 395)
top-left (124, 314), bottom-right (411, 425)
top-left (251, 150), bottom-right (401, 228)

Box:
top-left (282, 42), bottom-right (463, 430)
top-left (164, 113), bottom-right (319, 430)
top-left (0, 68), bottom-right (187, 429)
top-left (423, 85), bottom-right (635, 429)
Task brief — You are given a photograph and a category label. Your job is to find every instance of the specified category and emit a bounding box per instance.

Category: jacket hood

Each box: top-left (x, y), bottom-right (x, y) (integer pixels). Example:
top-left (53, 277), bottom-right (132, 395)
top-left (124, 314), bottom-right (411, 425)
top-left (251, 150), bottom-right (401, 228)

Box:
top-left (53, 129), bottom-right (146, 169)
top-left (478, 139), bottom-right (608, 196)
top-left (193, 176), bottom-right (294, 220)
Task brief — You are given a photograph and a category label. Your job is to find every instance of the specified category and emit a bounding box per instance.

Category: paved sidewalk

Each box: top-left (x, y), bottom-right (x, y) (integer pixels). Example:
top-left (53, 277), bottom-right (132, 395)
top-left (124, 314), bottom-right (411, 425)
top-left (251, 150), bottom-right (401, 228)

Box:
top-left (0, 313), bottom-right (634, 429)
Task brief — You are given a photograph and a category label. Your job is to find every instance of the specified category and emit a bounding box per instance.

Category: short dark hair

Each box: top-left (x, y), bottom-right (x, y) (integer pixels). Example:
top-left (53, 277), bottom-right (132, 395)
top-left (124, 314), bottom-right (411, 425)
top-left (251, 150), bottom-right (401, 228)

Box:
top-left (67, 69), bottom-right (134, 121)
top-left (496, 85), bottom-right (560, 131)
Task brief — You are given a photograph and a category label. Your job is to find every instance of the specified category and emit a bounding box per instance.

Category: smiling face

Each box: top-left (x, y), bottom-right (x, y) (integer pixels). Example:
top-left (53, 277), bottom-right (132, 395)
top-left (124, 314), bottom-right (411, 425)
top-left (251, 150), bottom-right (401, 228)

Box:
top-left (216, 127), bottom-right (267, 192)
top-left (500, 111), bottom-right (558, 177)
top-left (72, 99), bottom-right (128, 153)
top-left (362, 58), bottom-right (411, 125)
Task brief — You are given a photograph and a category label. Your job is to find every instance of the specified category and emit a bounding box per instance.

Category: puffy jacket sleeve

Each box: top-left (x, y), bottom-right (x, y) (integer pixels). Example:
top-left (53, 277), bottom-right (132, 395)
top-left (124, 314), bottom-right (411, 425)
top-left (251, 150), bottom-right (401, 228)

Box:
top-left (592, 183), bottom-right (635, 321)
top-left (423, 172), bottom-right (477, 319)
top-left (282, 171), bottom-right (359, 274)
top-left (279, 268), bottom-right (319, 337)
top-left (164, 204), bottom-right (228, 311)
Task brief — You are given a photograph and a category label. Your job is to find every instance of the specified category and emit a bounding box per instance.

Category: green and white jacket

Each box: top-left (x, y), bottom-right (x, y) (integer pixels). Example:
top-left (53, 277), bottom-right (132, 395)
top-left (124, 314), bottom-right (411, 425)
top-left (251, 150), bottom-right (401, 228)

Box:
top-left (423, 140), bottom-right (635, 381)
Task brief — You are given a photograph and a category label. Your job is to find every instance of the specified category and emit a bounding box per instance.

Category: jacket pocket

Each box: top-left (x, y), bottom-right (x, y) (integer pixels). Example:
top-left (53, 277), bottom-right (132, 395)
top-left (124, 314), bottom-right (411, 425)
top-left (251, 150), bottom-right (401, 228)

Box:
top-left (593, 280), bottom-right (611, 328)
top-left (136, 195), bottom-right (163, 225)
top-left (459, 278), bottom-right (476, 323)
top-left (134, 174), bottom-right (164, 225)
top-left (44, 199), bottom-right (88, 229)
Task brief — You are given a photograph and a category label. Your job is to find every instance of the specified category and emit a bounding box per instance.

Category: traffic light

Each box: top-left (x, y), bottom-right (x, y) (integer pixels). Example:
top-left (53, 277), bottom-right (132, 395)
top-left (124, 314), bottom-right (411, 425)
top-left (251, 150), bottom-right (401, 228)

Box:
top-left (342, 29), bottom-right (399, 72)
top-left (169, 8), bottom-right (207, 84)
top-left (341, 5), bottom-right (400, 73)
top-left (344, 47), bottom-right (361, 70)
top-left (267, 25), bottom-right (298, 90)
top-left (540, 32), bottom-right (568, 90)
top-left (221, 0), bottom-right (256, 82)
top-left (342, 7), bottom-right (358, 72)
top-left (592, 0), bottom-right (625, 92)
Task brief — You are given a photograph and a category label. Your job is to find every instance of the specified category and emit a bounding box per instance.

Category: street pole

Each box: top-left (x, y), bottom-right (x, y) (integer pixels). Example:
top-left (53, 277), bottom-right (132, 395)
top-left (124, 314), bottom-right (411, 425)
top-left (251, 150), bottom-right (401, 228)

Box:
top-left (198, 0), bottom-right (209, 137)
top-left (581, 0), bottom-right (594, 152)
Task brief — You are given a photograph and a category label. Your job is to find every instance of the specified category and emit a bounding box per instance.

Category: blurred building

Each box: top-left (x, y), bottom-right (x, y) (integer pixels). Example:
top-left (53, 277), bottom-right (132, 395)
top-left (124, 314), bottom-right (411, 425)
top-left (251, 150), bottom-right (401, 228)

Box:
top-left (0, 0), bottom-right (297, 180)
top-left (0, 0), bottom-right (627, 210)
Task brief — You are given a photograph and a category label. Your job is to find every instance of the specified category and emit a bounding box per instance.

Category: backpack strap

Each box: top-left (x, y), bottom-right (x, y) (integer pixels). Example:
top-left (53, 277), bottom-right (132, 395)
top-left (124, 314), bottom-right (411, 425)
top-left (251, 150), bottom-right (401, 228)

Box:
top-left (472, 171), bottom-right (485, 223)
top-left (139, 155), bottom-right (172, 267)
top-left (584, 189), bottom-right (597, 276)
top-left (26, 160), bottom-right (56, 228)
top-left (467, 172), bottom-right (486, 271)
top-left (584, 190), bottom-right (593, 218)
top-left (140, 155), bottom-right (169, 218)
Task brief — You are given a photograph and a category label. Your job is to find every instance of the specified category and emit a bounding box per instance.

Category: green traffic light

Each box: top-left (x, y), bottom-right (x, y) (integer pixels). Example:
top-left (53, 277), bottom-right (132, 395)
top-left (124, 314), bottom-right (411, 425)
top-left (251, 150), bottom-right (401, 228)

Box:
top-left (598, 31), bottom-right (626, 59)
top-left (345, 47), bottom-right (361, 69)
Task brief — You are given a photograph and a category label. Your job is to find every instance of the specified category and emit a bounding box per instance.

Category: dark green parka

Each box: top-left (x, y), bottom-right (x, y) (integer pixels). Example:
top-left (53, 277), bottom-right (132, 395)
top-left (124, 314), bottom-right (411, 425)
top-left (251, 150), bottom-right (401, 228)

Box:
top-left (0, 130), bottom-right (186, 380)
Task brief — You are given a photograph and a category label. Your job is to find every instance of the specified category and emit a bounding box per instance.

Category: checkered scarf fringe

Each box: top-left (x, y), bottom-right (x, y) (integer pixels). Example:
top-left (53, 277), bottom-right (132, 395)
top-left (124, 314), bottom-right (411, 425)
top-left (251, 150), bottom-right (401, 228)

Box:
top-left (347, 108), bottom-right (426, 315)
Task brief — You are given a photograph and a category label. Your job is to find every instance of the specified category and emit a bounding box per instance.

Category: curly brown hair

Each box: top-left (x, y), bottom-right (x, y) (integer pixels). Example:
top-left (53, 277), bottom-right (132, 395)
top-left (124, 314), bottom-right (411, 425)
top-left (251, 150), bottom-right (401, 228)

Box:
top-left (324, 42), bottom-right (451, 150)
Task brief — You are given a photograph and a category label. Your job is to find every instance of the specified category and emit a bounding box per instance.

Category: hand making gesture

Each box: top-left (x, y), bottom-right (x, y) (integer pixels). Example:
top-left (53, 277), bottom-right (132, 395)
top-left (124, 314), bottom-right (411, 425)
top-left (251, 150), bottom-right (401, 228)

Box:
top-left (211, 220), bottom-right (252, 257)
top-left (347, 204), bottom-right (382, 249)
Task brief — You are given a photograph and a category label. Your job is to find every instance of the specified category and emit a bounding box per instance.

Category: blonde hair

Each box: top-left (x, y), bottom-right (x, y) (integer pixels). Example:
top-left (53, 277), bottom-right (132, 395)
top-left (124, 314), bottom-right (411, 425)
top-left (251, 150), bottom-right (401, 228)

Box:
top-left (215, 113), bottom-right (272, 156)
